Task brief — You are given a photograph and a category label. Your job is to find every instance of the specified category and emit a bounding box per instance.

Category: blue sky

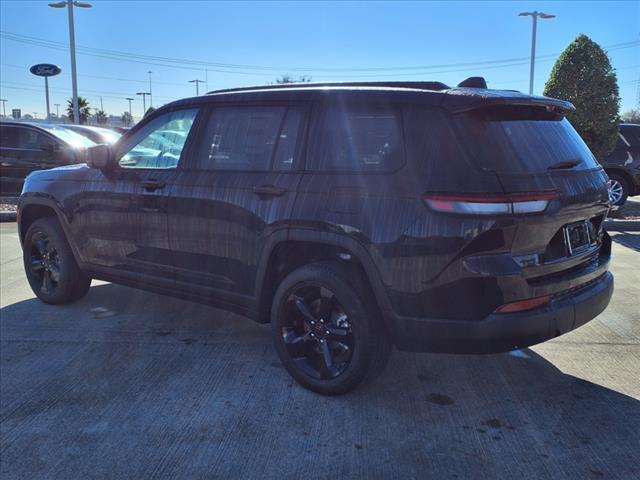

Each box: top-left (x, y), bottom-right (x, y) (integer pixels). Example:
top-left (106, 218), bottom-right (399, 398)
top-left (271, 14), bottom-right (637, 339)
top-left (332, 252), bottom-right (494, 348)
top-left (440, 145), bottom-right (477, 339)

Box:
top-left (1, 0), bottom-right (638, 120)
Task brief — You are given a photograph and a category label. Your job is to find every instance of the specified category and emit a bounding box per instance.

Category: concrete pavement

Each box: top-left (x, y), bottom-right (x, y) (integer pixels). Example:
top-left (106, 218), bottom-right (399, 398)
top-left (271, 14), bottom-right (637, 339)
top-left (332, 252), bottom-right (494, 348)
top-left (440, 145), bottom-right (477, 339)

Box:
top-left (1, 222), bottom-right (639, 479)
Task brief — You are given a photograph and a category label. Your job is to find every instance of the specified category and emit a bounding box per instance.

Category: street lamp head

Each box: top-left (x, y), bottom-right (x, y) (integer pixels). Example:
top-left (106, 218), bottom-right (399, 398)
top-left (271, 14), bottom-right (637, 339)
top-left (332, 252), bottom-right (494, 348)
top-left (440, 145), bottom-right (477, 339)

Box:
top-left (136, 92), bottom-right (150, 96)
top-left (73, 1), bottom-right (93, 8)
top-left (539, 13), bottom-right (556, 19)
top-left (48, 1), bottom-right (67, 8)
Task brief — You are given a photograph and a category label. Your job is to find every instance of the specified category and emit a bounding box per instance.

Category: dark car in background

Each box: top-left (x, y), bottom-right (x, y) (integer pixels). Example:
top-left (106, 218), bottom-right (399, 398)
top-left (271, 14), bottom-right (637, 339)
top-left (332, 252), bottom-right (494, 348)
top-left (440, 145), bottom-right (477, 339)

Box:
top-left (600, 123), bottom-right (640, 205)
top-left (62, 124), bottom-right (121, 145)
top-left (0, 121), bottom-right (95, 195)
top-left (17, 80), bottom-right (613, 394)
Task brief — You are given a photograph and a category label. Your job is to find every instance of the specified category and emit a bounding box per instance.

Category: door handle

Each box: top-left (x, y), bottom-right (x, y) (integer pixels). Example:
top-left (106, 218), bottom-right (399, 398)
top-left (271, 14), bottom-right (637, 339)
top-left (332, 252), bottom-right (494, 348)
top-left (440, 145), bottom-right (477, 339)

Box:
top-left (140, 179), bottom-right (166, 191)
top-left (253, 184), bottom-right (287, 198)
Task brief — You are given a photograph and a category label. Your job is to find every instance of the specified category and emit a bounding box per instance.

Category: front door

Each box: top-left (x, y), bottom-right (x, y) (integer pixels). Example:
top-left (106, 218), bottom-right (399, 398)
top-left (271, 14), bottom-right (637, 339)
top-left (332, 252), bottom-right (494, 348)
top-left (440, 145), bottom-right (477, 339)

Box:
top-left (70, 108), bottom-right (201, 283)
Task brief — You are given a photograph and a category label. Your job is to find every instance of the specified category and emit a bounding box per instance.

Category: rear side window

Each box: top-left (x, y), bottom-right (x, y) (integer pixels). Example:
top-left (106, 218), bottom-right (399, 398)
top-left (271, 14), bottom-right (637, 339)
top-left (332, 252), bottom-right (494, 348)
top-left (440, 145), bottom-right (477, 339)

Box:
top-left (315, 106), bottom-right (403, 172)
top-left (197, 106), bottom-right (285, 171)
top-left (0, 126), bottom-right (19, 148)
top-left (454, 115), bottom-right (599, 173)
top-left (621, 126), bottom-right (640, 147)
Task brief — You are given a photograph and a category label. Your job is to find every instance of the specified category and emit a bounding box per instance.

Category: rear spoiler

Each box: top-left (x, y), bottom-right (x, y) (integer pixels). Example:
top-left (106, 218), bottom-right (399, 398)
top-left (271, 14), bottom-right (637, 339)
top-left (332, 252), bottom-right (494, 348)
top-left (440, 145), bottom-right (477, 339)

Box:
top-left (441, 88), bottom-right (575, 115)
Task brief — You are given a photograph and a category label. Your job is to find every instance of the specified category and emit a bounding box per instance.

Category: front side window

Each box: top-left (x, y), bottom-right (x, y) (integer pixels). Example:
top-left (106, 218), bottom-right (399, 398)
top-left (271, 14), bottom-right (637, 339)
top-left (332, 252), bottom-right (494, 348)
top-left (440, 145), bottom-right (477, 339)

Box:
top-left (119, 109), bottom-right (198, 169)
top-left (20, 129), bottom-right (58, 149)
top-left (316, 106), bottom-right (403, 172)
top-left (197, 106), bottom-right (286, 171)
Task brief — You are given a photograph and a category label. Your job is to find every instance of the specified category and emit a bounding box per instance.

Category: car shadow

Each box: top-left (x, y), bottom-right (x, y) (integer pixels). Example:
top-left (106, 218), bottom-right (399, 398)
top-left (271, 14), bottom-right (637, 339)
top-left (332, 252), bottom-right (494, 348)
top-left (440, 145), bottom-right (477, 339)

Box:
top-left (611, 232), bottom-right (640, 252)
top-left (1, 282), bottom-right (639, 479)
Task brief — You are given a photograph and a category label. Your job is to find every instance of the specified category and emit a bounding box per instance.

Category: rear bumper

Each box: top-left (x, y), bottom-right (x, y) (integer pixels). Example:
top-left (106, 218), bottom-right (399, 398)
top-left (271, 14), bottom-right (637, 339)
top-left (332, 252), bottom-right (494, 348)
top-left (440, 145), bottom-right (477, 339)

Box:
top-left (388, 271), bottom-right (613, 353)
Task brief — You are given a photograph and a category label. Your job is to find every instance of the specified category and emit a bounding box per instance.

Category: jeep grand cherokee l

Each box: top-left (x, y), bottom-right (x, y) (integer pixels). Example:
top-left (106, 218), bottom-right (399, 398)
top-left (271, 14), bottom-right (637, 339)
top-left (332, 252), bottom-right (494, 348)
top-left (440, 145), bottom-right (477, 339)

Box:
top-left (17, 80), bottom-right (613, 394)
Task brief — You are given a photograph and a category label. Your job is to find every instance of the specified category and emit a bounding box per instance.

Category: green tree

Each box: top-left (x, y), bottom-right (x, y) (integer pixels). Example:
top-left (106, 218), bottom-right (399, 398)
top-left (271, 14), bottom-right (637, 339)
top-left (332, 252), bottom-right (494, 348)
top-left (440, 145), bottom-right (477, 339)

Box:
top-left (95, 110), bottom-right (107, 125)
top-left (66, 97), bottom-right (91, 125)
top-left (275, 74), bottom-right (312, 84)
top-left (121, 111), bottom-right (133, 126)
top-left (543, 34), bottom-right (620, 158)
top-left (621, 108), bottom-right (640, 124)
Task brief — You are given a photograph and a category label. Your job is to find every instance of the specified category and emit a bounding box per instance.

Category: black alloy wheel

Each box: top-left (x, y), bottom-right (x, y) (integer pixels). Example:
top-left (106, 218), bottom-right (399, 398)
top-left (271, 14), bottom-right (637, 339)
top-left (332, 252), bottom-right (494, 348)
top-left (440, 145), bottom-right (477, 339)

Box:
top-left (28, 231), bottom-right (61, 296)
top-left (281, 285), bottom-right (354, 380)
top-left (271, 262), bottom-right (391, 395)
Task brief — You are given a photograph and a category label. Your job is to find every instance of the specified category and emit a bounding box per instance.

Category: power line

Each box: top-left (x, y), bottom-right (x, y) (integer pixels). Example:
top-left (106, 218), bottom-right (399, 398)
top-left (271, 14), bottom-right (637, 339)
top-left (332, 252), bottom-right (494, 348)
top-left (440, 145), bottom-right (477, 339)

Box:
top-left (1, 30), bottom-right (638, 77)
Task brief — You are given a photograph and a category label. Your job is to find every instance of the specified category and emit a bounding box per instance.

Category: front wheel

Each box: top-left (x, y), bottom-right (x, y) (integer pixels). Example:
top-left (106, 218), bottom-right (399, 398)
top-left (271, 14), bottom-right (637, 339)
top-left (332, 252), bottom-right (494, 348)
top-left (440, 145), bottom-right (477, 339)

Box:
top-left (23, 217), bottom-right (92, 305)
top-left (271, 262), bottom-right (391, 395)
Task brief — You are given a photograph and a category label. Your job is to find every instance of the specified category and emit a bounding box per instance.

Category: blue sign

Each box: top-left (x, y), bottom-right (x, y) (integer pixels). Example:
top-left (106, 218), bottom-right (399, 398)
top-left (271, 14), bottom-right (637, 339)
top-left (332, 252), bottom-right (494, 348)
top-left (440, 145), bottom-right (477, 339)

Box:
top-left (30, 64), bottom-right (62, 77)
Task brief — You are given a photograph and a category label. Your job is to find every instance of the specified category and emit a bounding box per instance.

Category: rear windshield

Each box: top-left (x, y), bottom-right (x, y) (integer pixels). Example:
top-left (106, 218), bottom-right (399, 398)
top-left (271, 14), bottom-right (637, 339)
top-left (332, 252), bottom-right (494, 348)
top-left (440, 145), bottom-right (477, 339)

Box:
top-left (454, 115), bottom-right (599, 173)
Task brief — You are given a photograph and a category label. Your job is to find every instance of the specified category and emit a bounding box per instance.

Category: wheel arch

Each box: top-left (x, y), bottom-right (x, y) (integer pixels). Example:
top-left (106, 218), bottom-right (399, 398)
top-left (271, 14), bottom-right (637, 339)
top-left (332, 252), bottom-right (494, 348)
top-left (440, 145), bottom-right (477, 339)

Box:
top-left (18, 196), bottom-right (83, 265)
top-left (605, 167), bottom-right (636, 195)
top-left (255, 229), bottom-right (393, 331)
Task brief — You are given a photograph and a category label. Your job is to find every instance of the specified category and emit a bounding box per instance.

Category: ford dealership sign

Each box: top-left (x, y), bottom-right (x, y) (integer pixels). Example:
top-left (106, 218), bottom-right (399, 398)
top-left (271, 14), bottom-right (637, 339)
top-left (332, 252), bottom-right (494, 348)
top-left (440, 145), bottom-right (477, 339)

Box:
top-left (29, 64), bottom-right (62, 77)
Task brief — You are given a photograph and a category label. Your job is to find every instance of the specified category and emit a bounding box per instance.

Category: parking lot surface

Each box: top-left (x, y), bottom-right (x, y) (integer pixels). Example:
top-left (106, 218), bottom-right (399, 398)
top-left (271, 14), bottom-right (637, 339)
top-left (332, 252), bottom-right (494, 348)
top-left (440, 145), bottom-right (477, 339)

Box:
top-left (1, 222), bottom-right (639, 479)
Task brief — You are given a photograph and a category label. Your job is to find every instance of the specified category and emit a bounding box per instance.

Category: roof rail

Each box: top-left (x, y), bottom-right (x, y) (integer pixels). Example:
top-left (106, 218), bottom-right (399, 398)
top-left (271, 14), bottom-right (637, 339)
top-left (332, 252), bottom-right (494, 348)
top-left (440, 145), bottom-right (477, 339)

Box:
top-left (207, 81), bottom-right (451, 95)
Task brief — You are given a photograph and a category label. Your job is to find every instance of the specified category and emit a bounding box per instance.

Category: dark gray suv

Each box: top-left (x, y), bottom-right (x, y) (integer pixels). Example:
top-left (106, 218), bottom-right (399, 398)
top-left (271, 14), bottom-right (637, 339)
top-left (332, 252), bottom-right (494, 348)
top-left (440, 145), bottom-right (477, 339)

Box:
top-left (17, 80), bottom-right (613, 394)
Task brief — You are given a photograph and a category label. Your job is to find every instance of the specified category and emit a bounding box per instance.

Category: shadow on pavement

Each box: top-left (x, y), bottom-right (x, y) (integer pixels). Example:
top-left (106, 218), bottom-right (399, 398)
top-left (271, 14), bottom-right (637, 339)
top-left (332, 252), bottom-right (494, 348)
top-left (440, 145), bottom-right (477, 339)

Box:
top-left (1, 283), bottom-right (639, 479)
top-left (611, 232), bottom-right (640, 252)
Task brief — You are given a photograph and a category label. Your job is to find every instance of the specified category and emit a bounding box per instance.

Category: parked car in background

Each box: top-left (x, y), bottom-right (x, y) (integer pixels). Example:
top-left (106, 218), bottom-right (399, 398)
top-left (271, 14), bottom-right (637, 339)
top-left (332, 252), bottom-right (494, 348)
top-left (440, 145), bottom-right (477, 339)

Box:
top-left (0, 121), bottom-right (95, 196)
top-left (17, 80), bottom-right (613, 394)
top-left (62, 124), bottom-right (121, 145)
top-left (600, 123), bottom-right (640, 206)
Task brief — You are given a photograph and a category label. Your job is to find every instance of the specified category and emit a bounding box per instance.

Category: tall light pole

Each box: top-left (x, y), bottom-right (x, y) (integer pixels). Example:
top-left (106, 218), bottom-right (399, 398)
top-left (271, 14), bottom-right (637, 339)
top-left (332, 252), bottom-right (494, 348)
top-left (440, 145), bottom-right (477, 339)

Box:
top-left (148, 71), bottom-right (153, 107)
top-left (125, 97), bottom-right (134, 121)
top-left (54, 103), bottom-right (61, 118)
top-left (519, 11), bottom-right (556, 95)
top-left (136, 92), bottom-right (150, 117)
top-left (48, 0), bottom-right (92, 124)
top-left (188, 79), bottom-right (205, 96)
top-left (0, 99), bottom-right (7, 117)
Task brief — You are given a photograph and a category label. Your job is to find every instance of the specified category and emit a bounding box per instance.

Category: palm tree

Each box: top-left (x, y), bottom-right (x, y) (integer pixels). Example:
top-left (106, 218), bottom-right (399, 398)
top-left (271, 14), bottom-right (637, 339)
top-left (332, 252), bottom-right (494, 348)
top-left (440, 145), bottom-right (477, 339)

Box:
top-left (66, 97), bottom-right (91, 125)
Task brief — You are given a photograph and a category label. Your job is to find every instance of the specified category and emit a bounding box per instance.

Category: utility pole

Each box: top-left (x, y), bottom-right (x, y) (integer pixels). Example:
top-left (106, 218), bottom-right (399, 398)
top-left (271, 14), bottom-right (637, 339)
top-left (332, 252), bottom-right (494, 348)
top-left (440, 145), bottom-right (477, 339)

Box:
top-left (0, 99), bottom-right (7, 117)
top-left (148, 71), bottom-right (153, 107)
top-left (188, 79), bottom-right (205, 96)
top-left (519, 11), bottom-right (556, 95)
top-left (136, 92), bottom-right (150, 117)
top-left (48, 1), bottom-right (93, 124)
top-left (100, 96), bottom-right (103, 111)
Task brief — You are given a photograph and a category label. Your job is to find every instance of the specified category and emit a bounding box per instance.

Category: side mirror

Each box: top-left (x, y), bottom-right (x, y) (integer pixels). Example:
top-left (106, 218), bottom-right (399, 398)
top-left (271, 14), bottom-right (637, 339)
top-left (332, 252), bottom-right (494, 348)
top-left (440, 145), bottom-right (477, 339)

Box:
top-left (86, 144), bottom-right (114, 169)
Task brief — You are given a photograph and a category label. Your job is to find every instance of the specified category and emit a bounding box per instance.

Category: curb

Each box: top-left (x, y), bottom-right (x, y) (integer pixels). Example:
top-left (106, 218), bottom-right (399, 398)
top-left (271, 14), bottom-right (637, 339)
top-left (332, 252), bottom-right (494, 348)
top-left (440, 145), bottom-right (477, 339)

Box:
top-left (0, 212), bottom-right (16, 223)
top-left (604, 220), bottom-right (640, 232)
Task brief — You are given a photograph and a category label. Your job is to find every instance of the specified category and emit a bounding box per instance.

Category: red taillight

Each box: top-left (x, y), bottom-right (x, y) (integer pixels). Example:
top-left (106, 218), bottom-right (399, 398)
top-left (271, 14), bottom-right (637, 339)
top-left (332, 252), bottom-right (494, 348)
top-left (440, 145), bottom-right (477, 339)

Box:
top-left (423, 193), bottom-right (558, 215)
top-left (494, 295), bottom-right (551, 314)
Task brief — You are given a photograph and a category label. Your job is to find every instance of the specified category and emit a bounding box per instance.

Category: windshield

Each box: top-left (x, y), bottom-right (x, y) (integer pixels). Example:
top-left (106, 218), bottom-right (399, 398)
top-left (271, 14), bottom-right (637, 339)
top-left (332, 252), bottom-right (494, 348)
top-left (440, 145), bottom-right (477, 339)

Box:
top-left (455, 116), bottom-right (600, 173)
top-left (40, 125), bottom-right (97, 149)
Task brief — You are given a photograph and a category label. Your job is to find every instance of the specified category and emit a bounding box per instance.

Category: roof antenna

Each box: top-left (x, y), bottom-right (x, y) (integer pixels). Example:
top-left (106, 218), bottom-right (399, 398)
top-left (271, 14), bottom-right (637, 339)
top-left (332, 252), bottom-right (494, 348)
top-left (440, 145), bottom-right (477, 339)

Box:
top-left (457, 77), bottom-right (487, 89)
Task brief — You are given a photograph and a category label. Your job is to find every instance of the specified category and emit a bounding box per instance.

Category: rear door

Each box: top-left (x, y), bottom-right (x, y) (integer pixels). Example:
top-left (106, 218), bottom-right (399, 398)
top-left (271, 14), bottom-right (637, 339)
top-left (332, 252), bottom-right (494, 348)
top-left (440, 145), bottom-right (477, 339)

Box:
top-left (166, 103), bottom-right (308, 297)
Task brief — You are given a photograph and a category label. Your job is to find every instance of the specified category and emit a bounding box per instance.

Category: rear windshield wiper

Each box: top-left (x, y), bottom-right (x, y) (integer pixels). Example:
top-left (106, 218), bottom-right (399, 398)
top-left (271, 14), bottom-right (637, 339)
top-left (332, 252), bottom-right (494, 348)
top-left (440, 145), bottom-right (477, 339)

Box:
top-left (547, 159), bottom-right (582, 170)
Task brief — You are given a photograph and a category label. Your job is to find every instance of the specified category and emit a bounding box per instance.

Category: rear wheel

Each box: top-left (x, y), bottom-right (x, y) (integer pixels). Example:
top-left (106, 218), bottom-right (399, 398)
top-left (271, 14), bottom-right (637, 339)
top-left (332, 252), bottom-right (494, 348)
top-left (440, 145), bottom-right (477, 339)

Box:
top-left (607, 173), bottom-right (629, 206)
top-left (271, 262), bottom-right (391, 395)
top-left (23, 217), bottom-right (91, 305)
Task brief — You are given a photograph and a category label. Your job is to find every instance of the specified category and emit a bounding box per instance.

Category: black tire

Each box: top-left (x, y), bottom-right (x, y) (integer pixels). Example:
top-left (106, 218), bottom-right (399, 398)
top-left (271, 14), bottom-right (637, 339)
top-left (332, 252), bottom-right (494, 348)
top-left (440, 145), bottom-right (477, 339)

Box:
top-left (23, 217), bottom-right (92, 305)
top-left (607, 172), bottom-right (629, 206)
top-left (271, 261), bottom-right (391, 395)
